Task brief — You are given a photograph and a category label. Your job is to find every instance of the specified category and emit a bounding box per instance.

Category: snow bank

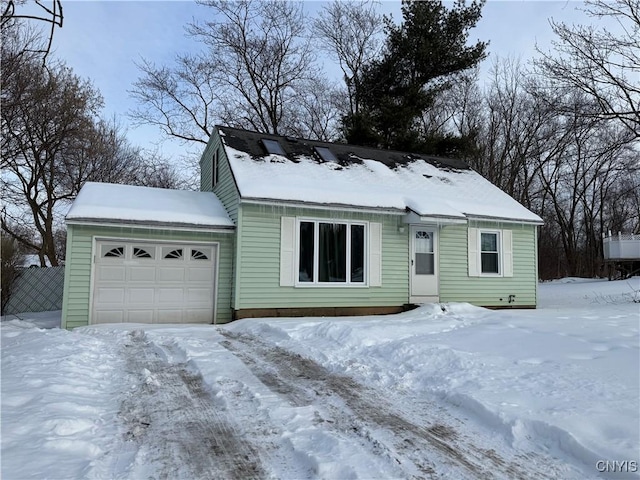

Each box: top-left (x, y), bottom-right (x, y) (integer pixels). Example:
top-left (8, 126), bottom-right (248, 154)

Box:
top-left (1, 316), bottom-right (127, 479)
top-left (2, 278), bottom-right (638, 479)
top-left (228, 278), bottom-right (640, 475)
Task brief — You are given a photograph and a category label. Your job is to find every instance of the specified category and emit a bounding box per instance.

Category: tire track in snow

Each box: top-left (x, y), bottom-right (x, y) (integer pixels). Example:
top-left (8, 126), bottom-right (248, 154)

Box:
top-left (117, 331), bottom-right (265, 480)
top-left (220, 330), bottom-right (578, 480)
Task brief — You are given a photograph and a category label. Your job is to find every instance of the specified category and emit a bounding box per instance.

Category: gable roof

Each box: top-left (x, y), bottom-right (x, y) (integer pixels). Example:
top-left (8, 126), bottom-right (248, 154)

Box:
top-left (66, 182), bottom-right (234, 230)
top-left (217, 126), bottom-right (542, 224)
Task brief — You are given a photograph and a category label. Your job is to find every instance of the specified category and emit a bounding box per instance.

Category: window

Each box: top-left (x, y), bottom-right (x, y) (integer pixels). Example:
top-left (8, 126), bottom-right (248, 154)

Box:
top-left (163, 248), bottom-right (183, 259)
top-left (133, 247), bottom-right (153, 259)
top-left (191, 249), bottom-right (209, 260)
top-left (297, 220), bottom-right (366, 284)
top-left (103, 246), bottom-right (124, 258)
top-left (468, 228), bottom-right (513, 278)
top-left (299, 222), bottom-right (314, 282)
top-left (212, 149), bottom-right (219, 189)
top-left (480, 231), bottom-right (500, 274)
top-left (261, 138), bottom-right (286, 156)
top-left (414, 230), bottom-right (434, 275)
top-left (314, 146), bottom-right (339, 163)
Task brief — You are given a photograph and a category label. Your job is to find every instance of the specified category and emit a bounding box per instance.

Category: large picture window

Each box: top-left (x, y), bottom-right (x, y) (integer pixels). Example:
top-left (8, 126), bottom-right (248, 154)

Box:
top-left (298, 220), bottom-right (366, 284)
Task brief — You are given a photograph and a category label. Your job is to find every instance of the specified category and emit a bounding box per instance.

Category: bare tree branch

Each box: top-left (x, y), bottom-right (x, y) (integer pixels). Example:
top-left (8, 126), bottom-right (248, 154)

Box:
top-left (535, 0), bottom-right (640, 136)
top-left (1, 0), bottom-right (63, 64)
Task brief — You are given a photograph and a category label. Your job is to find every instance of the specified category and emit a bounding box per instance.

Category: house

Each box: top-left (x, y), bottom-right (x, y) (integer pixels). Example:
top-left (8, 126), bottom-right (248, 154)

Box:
top-left (61, 126), bottom-right (543, 328)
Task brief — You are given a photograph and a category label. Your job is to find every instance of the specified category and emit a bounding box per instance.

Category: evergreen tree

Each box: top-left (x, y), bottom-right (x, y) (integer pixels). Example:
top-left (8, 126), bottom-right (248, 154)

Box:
top-left (344, 0), bottom-right (488, 152)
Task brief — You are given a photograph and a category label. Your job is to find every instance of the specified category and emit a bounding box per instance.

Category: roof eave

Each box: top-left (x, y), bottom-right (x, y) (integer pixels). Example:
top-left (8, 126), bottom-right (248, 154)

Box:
top-left (65, 217), bottom-right (236, 233)
top-left (465, 214), bottom-right (544, 226)
top-left (402, 209), bottom-right (468, 225)
top-left (240, 197), bottom-right (405, 215)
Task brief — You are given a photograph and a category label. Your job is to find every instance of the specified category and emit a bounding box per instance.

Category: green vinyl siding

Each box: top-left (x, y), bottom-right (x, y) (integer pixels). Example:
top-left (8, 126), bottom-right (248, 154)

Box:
top-left (235, 203), bottom-right (408, 310)
top-left (439, 221), bottom-right (538, 307)
top-left (199, 135), bottom-right (216, 192)
top-left (200, 131), bottom-right (240, 224)
top-left (61, 226), bottom-right (92, 329)
top-left (61, 224), bottom-right (234, 329)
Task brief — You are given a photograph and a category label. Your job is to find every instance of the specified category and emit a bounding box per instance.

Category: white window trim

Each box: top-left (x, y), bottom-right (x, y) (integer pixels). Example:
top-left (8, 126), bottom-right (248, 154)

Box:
top-left (294, 217), bottom-right (369, 287)
top-left (479, 229), bottom-right (502, 276)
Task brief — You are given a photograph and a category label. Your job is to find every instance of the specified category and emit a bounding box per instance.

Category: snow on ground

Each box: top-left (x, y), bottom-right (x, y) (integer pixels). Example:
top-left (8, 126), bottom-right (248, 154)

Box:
top-left (2, 278), bottom-right (639, 479)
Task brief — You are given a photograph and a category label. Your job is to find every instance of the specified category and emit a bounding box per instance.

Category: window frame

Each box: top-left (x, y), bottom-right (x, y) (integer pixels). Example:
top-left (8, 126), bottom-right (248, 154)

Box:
top-left (212, 148), bottom-right (219, 189)
top-left (314, 146), bottom-right (339, 163)
top-left (295, 218), bottom-right (369, 287)
top-left (261, 138), bottom-right (286, 156)
top-left (479, 229), bottom-right (502, 276)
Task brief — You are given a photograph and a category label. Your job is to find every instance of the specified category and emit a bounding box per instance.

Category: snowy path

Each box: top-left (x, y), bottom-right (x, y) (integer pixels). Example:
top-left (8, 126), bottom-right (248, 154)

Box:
top-left (218, 330), bottom-right (582, 480)
top-left (112, 330), bottom-right (265, 479)
top-left (80, 327), bottom-right (588, 479)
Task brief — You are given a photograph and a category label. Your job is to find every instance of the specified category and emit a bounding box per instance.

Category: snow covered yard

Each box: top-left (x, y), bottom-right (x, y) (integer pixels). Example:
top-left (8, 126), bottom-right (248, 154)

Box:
top-left (2, 278), bottom-right (638, 479)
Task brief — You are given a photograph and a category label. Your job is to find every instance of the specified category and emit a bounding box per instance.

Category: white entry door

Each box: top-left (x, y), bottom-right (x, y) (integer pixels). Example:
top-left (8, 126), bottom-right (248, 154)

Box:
top-left (410, 226), bottom-right (438, 302)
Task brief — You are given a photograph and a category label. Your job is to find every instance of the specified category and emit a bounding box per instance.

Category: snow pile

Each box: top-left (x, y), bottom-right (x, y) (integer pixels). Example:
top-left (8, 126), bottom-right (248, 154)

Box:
top-left (2, 278), bottom-right (638, 479)
top-left (227, 278), bottom-right (639, 475)
top-left (1, 318), bottom-right (127, 478)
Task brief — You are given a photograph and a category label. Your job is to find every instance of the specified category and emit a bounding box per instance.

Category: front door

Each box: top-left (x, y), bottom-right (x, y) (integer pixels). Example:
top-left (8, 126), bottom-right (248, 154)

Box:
top-left (410, 226), bottom-right (438, 302)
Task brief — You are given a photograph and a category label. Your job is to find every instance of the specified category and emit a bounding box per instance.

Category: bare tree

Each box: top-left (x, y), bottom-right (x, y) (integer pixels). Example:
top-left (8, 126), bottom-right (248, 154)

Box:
top-left (536, 0), bottom-right (640, 136)
top-left (1, 235), bottom-right (24, 314)
top-left (533, 88), bottom-right (637, 277)
top-left (1, 50), bottom-right (183, 266)
top-left (432, 56), bottom-right (639, 278)
top-left (130, 55), bottom-right (220, 147)
top-left (286, 76), bottom-right (343, 141)
top-left (1, 54), bottom-right (101, 266)
top-left (1, 0), bottom-right (63, 64)
top-left (131, 0), bottom-right (324, 147)
top-left (312, 0), bottom-right (384, 118)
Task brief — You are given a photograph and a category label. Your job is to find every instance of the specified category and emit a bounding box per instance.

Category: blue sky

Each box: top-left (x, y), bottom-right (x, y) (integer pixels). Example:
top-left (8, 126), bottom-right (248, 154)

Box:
top-left (43, 1), bottom-right (595, 161)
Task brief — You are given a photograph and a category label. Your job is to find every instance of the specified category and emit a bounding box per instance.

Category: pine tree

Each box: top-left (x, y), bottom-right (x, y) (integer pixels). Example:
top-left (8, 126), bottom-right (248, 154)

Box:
top-left (344, 0), bottom-right (488, 152)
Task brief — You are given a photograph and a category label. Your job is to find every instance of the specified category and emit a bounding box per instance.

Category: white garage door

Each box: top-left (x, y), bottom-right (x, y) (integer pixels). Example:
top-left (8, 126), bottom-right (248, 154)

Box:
top-left (92, 241), bottom-right (217, 324)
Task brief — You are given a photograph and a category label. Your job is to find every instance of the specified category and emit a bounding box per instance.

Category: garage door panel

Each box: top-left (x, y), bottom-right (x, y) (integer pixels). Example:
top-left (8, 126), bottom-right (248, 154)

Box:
top-left (157, 310), bottom-right (183, 323)
top-left (94, 310), bottom-right (124, 324)
top-left (157, 267), bottom-right (185, 282)
top-left (187, 267), bottom-right (213, 282)
top-left (97, 265), bottom-right (126, 282)
top-left (95, 287), bottom-right (125, 304)
top-left (187, 288), bottom-right (213, 303)
top-left (127, 288), bottom-right (155, 304)
top-left (127, 310), bottom-right (154, 323)
top-left (93, 241), bottom-right (216, 325)
top-left (129, 266), bottom-right (157, 282)
top-left (155, 288), bottom-right (184, 304)
top-left (187, 309), bottom-right (213, 323)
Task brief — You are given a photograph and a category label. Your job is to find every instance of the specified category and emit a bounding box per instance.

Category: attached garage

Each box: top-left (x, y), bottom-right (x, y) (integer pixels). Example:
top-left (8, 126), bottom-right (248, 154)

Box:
top-left (62, 183), bottom-right (235, 329)
top-left (92, 240), bottom-right (219, 324)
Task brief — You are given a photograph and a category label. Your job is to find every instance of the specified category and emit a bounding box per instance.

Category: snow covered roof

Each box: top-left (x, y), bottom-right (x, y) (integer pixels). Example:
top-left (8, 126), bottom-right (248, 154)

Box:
top-left (66, 182), bottom-right (234, 230)
top-left (218, 126), bottom-right (542, 224)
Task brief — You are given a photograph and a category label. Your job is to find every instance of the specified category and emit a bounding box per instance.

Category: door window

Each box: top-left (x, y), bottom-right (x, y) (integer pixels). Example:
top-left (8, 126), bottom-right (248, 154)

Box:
top-left (415, 230), bottom-right (434, 275)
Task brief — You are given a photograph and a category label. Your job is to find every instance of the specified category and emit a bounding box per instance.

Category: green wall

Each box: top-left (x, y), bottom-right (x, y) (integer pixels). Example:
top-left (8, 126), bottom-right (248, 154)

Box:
top-left (200, 131), bottom-right (240, 223)
top-left (439, 221), bottom-right (538, 307)
top-left (61, 224), bottom-right (235, 329)
top-left (235, 207), bottom-right (538, 312)
top-left (235, 203), bottom-right (409, 310)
